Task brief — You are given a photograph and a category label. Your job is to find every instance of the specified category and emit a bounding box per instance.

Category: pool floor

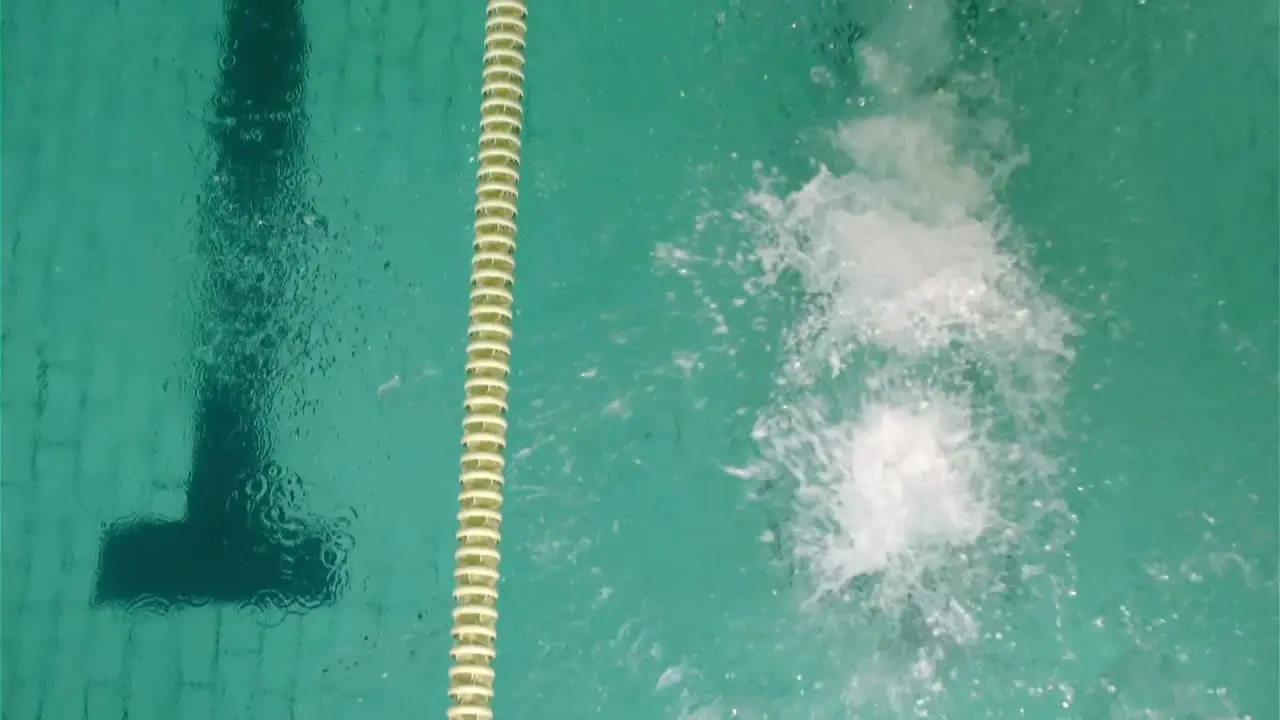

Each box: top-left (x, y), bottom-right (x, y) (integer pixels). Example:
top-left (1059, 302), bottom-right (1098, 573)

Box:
top-left (2, 0), bottom-right (1277, 718)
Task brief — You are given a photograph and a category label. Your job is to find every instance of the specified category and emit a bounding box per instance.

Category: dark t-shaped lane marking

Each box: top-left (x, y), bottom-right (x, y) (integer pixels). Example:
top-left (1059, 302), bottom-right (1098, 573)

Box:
top-left (93, 0), bottom-right (349, 611)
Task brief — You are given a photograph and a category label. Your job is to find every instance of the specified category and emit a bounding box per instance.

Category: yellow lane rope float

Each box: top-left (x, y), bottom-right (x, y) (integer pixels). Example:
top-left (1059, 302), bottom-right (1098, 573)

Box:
top-left (447, 1), bottom-right (527, 718)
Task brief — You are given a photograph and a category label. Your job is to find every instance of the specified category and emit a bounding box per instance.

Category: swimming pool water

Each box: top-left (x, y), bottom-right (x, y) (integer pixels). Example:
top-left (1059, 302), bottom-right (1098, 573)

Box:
top-left (2, 1), bottom-right (1276, 718)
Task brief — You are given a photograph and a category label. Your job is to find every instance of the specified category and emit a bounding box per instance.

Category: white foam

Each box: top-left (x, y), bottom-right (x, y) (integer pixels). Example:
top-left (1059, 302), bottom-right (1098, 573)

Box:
top-left (789, 393), bottom-right (993, 595)
top-left (734, 23), bottom-right (1078, 711)
top-left (650, 4), bottom-right (1083, 714)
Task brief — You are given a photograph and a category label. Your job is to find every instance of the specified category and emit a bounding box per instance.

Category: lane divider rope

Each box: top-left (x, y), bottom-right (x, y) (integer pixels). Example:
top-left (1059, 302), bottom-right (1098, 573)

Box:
top-left (447, 2), bottom-right (527, 719)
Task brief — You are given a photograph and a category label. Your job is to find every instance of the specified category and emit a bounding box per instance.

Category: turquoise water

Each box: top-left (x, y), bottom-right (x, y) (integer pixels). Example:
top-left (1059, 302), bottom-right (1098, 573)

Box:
top-left (1, 1), bottom-right (1276, 719)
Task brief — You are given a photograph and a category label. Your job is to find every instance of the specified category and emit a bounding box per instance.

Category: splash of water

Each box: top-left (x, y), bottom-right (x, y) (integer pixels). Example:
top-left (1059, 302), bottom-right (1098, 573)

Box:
top-left (731, 35), bottom-right (1078, 712)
